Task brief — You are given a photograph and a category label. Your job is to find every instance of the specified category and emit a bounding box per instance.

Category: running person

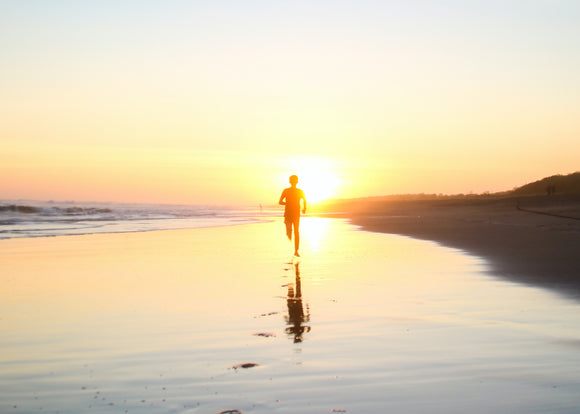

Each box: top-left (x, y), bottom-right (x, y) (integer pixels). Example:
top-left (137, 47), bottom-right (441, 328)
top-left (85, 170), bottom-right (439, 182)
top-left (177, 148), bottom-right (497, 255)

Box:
top-left (279, 175), bottom-right (307, 256)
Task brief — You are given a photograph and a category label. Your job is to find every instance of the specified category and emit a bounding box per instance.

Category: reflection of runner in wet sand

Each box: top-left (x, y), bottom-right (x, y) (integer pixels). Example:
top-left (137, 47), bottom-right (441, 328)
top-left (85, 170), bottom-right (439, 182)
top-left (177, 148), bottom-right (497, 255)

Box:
top-left (279, 175), bottom-right (307, 256)
top-left (285, 262), bottom-right (310, 343)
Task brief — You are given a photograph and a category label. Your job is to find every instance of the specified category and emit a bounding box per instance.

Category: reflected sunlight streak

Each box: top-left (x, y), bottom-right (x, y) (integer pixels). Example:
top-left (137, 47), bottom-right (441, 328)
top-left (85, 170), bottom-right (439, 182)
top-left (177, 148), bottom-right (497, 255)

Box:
top-left (302, 217), bottom-right (330, 254)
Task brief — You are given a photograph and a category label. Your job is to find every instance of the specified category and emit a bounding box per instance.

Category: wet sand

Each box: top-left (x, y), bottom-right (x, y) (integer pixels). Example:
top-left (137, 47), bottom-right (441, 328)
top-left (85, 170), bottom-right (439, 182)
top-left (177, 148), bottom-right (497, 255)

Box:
top-left (347, 195), bottom-right (580, 299)
top-left (1, 218), bottom-right (580, 413)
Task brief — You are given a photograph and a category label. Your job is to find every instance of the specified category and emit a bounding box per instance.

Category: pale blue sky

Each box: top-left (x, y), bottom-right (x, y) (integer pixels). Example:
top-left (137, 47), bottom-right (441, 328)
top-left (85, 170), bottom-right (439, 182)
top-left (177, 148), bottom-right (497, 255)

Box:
top-left (1, 1), bottom-right (579, 203)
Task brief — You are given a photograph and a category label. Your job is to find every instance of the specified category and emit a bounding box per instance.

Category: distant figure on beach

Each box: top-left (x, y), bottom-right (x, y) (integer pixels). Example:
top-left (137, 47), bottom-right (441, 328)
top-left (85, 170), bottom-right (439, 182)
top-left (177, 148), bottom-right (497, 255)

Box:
top-left (279, 175), bottom-right (307, 256)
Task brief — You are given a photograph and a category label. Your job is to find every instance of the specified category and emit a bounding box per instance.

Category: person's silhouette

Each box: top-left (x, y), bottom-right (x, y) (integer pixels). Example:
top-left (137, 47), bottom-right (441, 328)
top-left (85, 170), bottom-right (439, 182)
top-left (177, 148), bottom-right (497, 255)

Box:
top-left (285, 262), bottom-right (310, 343)
top-left (279, 175), bottom-right (307, 256)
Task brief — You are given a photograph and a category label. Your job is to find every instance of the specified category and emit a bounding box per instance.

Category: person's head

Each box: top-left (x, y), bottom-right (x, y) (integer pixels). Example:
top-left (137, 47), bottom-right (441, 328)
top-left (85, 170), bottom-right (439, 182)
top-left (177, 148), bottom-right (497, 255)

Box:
top-left (289, 175), bottom-right (299, 185)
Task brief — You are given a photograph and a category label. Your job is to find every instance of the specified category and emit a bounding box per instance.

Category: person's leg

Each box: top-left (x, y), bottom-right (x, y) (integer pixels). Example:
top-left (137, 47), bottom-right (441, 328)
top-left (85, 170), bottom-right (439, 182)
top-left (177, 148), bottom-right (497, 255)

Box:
top-left (285, 218), bottom-right (292, 240)
top-left (293, 218), bottom-right (300, 255)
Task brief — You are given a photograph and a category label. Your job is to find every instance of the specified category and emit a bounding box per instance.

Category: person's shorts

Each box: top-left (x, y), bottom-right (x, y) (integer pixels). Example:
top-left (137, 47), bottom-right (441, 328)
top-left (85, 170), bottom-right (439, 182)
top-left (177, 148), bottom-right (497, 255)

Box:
top-left (284, 215), bottom-right (300, 225)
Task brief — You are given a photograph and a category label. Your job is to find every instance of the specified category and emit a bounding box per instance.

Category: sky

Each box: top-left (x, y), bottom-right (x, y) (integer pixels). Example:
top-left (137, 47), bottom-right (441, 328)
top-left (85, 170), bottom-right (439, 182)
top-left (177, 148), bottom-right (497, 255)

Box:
top-left (1, 0), bottom-right (579, 206)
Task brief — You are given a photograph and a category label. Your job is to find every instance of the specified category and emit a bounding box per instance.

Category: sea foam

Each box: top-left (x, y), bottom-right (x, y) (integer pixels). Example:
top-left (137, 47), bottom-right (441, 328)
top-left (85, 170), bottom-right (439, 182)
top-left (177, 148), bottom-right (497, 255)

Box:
top-left (0, 201), bottom-right (271, 239)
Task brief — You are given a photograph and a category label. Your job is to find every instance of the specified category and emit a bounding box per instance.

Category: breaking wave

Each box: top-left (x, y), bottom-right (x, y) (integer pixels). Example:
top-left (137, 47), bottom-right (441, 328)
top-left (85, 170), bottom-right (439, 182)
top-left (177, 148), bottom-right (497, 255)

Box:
top-left (0, 201), bottom-right (273, 240)
top-left (0, 204), bottom-right (114, 216)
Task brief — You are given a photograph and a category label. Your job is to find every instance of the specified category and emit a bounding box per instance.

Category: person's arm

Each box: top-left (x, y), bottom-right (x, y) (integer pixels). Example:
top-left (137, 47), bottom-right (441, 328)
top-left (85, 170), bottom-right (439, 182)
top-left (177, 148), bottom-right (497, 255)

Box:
top-left (279, 189), bottom-right (287, 206)
top-left (301, 192), bottom-right (307, 214)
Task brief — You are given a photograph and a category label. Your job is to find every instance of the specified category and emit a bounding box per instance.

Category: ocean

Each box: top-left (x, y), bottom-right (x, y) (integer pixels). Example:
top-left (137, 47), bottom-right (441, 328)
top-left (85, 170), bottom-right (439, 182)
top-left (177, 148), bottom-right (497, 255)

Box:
top-left (0, 200), bottom-right (271, 240)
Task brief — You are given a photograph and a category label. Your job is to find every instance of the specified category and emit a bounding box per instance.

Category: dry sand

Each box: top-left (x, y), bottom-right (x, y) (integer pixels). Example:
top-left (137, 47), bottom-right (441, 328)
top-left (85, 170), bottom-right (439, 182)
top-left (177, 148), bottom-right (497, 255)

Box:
top-left (347, 194), bottom-right (580, 299)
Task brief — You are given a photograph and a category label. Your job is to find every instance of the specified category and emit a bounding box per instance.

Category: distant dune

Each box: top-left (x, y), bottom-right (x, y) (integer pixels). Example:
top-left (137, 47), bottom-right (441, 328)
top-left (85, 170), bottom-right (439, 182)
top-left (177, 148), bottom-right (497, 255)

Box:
top-left (314, 171), bottom-right (580, 211)
top-left (512, 172), bottom-right (580, 196)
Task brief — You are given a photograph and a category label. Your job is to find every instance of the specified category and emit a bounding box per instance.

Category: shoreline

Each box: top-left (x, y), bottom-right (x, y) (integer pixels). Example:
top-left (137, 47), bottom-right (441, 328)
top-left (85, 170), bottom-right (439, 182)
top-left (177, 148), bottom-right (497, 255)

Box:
top-left (344, 195), bottom-right (580, 299)
top-left (4, 196), bottom-right (580, 301)
top-left (0, 217), bottom-right (275, 242)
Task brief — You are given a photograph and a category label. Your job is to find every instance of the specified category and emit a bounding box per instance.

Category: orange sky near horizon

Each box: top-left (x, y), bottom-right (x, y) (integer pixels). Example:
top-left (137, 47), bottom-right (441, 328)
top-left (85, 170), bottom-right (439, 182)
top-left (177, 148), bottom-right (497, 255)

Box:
top-left (1, 1), bottom-right (579, 206)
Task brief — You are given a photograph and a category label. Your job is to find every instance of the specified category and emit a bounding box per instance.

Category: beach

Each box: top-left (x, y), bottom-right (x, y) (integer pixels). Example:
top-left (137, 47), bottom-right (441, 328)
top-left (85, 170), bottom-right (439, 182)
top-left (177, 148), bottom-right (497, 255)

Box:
top-left (2, 217), bottom-right (580, 413)
top-left (345, 195), bottom-right (580, 299)
top-left (4, 0), bottom-right (580, 411)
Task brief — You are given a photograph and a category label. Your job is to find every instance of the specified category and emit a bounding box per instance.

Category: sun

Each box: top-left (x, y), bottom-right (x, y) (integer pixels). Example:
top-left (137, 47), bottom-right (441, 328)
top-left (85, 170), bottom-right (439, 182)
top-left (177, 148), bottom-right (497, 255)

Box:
top-left (286, 156), bottom-right (341, 204)
top-left (301, 171), bottom-right (340, 203)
